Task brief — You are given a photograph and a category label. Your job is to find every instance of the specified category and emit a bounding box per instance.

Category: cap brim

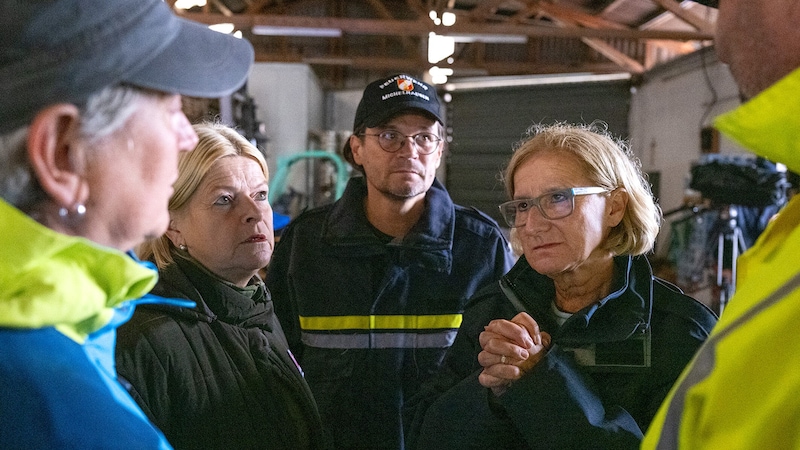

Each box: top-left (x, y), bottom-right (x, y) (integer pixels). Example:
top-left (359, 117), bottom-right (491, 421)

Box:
top-left (0, 0), bottom-right (255, 135)
top-left (125, 18), bottom-right (254, 98)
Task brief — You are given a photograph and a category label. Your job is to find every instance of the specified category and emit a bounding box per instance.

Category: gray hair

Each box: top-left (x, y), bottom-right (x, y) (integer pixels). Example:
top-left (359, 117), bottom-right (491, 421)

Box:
top-left (0, 84), bottom-right (145, 212)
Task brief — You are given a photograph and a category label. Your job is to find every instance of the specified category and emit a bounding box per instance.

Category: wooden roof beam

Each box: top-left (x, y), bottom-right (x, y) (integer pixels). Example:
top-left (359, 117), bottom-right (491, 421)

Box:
top-left (253, 50), bottom-right (623, 75)
top-left (527, 4), bottom-right (645, 73)
top-left (180, 12), bottom-right (713, 41)
top-left (651, 0), bottom-right (715, 34)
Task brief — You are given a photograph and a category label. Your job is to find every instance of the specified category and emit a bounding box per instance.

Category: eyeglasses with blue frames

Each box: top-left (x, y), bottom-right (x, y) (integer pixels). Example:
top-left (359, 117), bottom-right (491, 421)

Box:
top-left (498, 187), bottom-right (610, 227)
top-left (359, 130), bottom-right (443, 155)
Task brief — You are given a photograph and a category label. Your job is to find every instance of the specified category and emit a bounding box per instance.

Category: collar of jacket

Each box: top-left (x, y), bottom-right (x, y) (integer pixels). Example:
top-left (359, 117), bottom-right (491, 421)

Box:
top-left (501, 254), bottom-right (652, 345)
top-left (147, 250), bottom-right (276, 330)
top-left (715, 67), bottom-right (800, 175)
top-left (0, 199), bottom-right (158, 343)
top-left (320, 176), bottom-right (456, 272)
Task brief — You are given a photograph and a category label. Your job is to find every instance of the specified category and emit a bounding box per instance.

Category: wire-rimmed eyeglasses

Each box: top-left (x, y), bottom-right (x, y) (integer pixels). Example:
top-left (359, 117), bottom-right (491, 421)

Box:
top-left (498, 187), bottom-right (609, 227)
top-left (359, 130), bottom-right (443, 155)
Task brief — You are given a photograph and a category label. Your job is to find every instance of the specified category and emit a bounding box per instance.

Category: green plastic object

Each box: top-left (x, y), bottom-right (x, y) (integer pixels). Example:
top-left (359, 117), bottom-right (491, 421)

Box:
top-left (268, 150), bottom-right (349, 204)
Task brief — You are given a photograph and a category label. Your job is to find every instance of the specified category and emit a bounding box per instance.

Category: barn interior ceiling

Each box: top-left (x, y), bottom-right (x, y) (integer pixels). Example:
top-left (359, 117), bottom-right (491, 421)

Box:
top-left (171, 0), bottom-right (717, 90)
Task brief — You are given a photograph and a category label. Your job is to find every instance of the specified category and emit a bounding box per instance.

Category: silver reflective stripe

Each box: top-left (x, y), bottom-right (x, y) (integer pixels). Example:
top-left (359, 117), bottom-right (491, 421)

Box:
top-left (300, 329), bottom-right (458, 349)
top-left (656, 271), bottom-right (800, 449)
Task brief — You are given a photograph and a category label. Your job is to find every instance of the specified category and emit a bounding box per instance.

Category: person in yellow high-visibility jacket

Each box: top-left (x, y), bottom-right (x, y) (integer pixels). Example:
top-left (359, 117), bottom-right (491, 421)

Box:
top-left (643, 0), bottom-right (800, 448)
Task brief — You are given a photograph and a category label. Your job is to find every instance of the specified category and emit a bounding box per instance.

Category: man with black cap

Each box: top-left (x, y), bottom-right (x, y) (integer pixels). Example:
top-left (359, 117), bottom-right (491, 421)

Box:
top-left (265, 73), bottom-right (514, 449)
top-left (643, 0), bottom-right (800, 448)
top-left (0, 0), bottom-right (252, 448)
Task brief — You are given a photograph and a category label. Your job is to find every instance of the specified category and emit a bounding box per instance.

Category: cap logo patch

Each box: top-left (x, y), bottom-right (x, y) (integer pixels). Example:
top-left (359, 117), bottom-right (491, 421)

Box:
top-left (397, 79), bottom-right (414, 92)
top-left (380, 76), bottom-right (430, 102)
top-left (354, 74), bottom-right (441, 129)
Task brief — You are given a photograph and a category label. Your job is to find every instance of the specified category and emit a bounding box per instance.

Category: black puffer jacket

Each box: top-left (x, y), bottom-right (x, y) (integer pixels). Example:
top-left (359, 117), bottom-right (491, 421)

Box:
top-left (116, 252), bottom-right (327, 449)
top-left (407, 255), bottom-right (717, 449)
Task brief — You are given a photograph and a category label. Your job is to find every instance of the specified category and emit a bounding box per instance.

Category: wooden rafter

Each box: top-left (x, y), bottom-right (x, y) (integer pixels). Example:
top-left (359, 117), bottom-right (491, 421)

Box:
top-left (650, 0), bottom-right (714, 33)
top-left (253, 49), bottom-right (624, 74)
top-left (515, 1), bottom-right (645, 73)
top-left (181, 12), bottom-right (713, 41)
top-left (365, 0), bottom-right (419, 58)
top-left (170, 0), bottom-right (716, 88)
top-left (469, 0), bottom-right (510, 21)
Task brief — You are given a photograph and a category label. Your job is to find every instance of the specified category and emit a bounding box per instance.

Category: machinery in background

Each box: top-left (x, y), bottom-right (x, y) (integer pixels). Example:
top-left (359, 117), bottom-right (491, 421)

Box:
top-left (664, 154), bottom-right (790, 314)
top-left (269, 130), bottom-right (352, 223)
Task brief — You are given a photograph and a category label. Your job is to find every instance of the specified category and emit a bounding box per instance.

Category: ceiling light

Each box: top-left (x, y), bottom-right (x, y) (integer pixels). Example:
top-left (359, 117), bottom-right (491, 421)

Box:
top-left (444, 73), bottom-right (631, 91)
top-left (428, 10), bottom-right (443, 25)
top-left (448, 34), bottom-right (527, 44)
top-left (442, 12), bottom-right (456, 27)
top-left (428, 33), bottom-right (455, 64)
top-left (429, 66), bottom-right (454, 85)
top-left (209, 23), bottom-right (235, 34)
top-left (174, 0), bottom-right (206, 9)
top-left (252, 26), bottom-right (342, 37)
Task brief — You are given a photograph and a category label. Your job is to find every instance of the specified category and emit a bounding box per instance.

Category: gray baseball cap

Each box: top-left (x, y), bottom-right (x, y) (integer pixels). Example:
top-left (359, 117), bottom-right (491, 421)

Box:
top-left (0, 0), bottom-right (255, 134)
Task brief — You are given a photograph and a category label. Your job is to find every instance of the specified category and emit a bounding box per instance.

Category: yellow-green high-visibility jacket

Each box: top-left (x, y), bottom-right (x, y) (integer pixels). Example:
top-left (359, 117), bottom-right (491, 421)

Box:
top-left (0, 199), bottom-right (174, 449)
top-left (643, 67), bottom-right (800, 449)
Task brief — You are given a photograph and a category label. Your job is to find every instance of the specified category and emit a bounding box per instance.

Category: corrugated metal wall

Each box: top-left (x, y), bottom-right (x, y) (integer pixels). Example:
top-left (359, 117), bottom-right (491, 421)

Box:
top-left (444, 79), bottom-right (631, 223)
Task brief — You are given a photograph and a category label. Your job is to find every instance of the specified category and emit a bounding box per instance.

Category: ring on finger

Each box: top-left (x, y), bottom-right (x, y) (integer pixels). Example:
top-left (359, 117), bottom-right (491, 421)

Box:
top-left (500, 355), bottom-right (507, 364)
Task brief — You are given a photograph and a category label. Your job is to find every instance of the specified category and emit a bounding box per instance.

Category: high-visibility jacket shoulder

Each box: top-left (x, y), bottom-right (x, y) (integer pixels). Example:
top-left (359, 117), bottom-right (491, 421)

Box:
top-left (0, 199), bottom-right (171, 449)
top-left (643, 67), bottom-right (800, 449)
top-left (265, 176), bottom-right (514, 449)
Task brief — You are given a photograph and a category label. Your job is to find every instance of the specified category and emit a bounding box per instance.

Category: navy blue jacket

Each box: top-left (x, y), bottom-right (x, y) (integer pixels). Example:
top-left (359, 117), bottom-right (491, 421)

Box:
top-left (408, 255), bottom-right (717, 449)
top-left (265, 176), bottom-right (514, 449)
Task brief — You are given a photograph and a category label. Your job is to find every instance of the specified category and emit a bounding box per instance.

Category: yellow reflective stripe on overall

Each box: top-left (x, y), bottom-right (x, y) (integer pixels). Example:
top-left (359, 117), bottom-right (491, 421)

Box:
top-left (299, 314), bottom-right (462, 330)
top-left (299, 314), bottom-right (463, 349)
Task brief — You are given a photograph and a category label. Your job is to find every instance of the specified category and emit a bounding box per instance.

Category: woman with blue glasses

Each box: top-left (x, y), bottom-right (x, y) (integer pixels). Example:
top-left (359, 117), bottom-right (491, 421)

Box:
top-left (407, 122), bottom-right (717, 449)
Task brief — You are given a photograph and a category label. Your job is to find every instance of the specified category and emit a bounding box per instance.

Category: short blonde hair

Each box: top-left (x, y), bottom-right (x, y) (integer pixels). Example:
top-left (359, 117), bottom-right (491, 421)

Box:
top-left (503, 122), bottom-right (661, 256)
top-left (138, 122), bottom-right (269, 268)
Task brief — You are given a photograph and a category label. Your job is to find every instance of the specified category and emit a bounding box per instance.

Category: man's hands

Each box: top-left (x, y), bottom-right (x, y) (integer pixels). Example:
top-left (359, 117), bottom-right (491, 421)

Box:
top-left (477, 312), bottom-right (551, 395)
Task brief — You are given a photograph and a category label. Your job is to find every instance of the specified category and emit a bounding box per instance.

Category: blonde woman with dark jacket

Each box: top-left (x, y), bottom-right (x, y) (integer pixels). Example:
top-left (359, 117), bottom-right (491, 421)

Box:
top-left (117, 123), bottom-right (328, 450)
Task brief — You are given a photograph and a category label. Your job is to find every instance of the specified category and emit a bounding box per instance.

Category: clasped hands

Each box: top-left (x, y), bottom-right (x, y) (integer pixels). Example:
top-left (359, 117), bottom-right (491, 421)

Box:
top-left (478, 312), bottom-right (551, 396)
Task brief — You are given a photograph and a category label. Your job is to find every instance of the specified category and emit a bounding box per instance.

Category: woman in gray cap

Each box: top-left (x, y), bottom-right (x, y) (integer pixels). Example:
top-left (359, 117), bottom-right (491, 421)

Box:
top-left (0, 0), bottom-right (252, 448)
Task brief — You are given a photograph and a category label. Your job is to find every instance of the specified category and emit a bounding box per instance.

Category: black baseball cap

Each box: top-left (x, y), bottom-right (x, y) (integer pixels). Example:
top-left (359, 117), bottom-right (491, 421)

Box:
top-left (0, 0), bottom-right (254, 134)
top-left (352, 74), bottom-right (443, 130)
top-left (343, 74), bottom-right (443, 173)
